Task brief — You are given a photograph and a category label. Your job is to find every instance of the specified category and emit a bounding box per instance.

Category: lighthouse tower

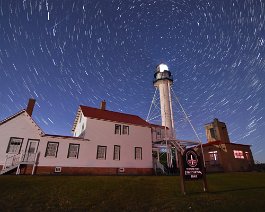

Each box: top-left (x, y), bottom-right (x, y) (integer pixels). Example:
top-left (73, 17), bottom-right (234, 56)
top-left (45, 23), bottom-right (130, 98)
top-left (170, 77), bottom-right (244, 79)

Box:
top-left (153, 64), bottom-right (175, 139)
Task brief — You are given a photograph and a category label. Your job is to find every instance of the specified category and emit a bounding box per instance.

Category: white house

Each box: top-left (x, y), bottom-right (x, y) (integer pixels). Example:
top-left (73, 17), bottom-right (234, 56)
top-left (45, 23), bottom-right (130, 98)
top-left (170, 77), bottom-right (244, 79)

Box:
top-left (0, 99), bottom-right (157, 175)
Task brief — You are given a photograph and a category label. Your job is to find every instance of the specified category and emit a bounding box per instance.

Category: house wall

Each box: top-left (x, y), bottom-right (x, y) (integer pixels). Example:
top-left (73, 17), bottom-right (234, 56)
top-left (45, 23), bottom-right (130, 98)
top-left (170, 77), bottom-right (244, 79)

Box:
top-left (203, 144), bottom-right (254, 172)
top-left (32, 118), bottom-right (153, 175)
top-left (203, 145), bottom-right (224, 172)
top-left (0, 112), bottom-right (41, 166)
top-left (0, 111), bottom-right (154, 175)
top-left (223, 144), bottom-right (254, 171)
top-left (83, 118), bottom-right (153, 169)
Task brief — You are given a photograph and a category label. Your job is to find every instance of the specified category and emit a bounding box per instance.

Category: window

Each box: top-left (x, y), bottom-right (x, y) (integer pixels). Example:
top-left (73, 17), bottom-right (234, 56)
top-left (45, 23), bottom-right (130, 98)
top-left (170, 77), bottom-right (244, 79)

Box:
top-left (97, 145), bottom-right (107, 159)
top-left (6, 137), bottom-right (23, 154)
top-left (161, 129), bottom-right (165, 138)
top-left (115, 124), bottom-right (121, 134)
top-left (233, 150), bottom-right (244, 159)
top-left (113, 145), bottom-right (120, 160)
top-left (210, 128), bottom-right (216, 139)
top-left (209, 151), bottom-right (218, 165)
top-left (67, 144), bottom-right (80, 159)
top-left (209, 151), bottom-right (218, 161)
top-left (45, 142), bottom-right (59, 157)
top-left (122, 126), bottom-right (129, 135)
top-left (135, 147), bottom-right (142, 160)
top-left (156, 129), bottom-right (161, 139)
top-left (79, 114), bottom-right (82, 123)
top-left (245, 152), bottom-right (250, 160)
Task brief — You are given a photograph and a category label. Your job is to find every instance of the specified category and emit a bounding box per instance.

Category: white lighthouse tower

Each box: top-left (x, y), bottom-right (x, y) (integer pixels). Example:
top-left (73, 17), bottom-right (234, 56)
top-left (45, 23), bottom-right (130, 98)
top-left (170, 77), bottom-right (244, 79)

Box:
top-left (153, 64), bottom-right (175, 139)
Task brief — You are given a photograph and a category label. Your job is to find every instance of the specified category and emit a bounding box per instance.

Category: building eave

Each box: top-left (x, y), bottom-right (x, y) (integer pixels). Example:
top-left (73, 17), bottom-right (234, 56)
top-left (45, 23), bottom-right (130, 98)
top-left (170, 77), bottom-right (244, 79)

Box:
top-left (71, 106), bottom-right (82, 132)
top-left (0, 110), bottom-right (26, 125)
top-left (42, 134), bottom-right (89, 141)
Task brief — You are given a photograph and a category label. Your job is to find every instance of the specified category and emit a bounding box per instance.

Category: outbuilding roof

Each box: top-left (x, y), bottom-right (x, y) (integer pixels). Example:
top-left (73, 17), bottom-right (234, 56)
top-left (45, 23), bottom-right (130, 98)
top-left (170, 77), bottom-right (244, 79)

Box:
top-left (202, 140), bottom-right (251, 147)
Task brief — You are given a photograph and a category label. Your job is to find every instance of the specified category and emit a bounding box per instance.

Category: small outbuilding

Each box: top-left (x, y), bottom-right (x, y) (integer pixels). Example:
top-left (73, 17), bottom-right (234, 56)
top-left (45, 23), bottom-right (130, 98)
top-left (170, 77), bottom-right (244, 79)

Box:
top-left (202, 118), bottom-right (254, 172)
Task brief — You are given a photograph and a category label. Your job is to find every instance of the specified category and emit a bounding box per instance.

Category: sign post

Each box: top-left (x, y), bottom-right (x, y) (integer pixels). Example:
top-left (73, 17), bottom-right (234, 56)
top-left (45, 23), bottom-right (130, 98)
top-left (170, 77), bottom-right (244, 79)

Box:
top-left (178, 150), bottom-right (186, 195)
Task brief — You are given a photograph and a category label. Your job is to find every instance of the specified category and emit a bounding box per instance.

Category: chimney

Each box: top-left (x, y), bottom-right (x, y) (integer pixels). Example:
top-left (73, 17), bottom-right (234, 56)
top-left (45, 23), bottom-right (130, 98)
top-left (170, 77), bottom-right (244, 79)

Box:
top-left (100, 100), bottom-right (106, 110)
top-left (26, 98), bottom-right (36, 117)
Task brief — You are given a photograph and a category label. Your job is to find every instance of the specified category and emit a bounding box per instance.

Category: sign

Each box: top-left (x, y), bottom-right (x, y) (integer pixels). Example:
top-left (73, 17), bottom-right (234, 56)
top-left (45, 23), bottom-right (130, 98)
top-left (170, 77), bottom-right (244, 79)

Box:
top-left (182, 148), bottom-right (202, 180)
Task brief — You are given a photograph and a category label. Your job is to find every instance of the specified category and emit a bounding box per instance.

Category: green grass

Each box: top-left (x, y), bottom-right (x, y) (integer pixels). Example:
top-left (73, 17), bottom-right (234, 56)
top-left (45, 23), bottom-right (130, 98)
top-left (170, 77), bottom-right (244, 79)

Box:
top-left (0, 172), bottom-right (265, 211)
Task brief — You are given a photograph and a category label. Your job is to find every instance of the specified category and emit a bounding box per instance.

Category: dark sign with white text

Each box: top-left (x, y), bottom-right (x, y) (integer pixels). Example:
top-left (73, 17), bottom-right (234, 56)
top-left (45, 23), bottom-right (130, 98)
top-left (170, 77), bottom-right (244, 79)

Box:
top-left (183, 148), bottom-right (202, 180)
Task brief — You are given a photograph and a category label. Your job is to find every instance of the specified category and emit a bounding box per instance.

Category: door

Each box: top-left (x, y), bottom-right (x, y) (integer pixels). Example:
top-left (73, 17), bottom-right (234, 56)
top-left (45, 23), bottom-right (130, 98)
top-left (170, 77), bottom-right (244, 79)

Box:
top-left (24, 139), bottom-right (39, 162)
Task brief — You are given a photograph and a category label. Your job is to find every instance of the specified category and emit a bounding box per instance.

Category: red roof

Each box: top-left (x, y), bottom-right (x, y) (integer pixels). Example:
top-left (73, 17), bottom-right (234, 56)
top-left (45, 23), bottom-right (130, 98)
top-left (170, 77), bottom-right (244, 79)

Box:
top-left (150, 124), bottom-right (168, 129)
top-left (202, 140), bottom-right (251, 147)
top-left (79, 105), bottom-right (151, 127)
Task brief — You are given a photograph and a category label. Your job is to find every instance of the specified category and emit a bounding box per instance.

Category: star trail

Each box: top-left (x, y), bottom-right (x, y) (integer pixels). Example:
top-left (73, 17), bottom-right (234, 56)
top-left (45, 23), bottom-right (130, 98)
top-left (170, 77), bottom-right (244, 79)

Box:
top-left (0, 0), bottom-right (264, 162)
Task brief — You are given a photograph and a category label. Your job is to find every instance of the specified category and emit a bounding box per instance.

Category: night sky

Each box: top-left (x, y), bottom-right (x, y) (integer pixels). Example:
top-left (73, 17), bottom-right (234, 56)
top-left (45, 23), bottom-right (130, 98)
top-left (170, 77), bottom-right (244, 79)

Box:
top-left (0, 0), bottom-right (264, 163)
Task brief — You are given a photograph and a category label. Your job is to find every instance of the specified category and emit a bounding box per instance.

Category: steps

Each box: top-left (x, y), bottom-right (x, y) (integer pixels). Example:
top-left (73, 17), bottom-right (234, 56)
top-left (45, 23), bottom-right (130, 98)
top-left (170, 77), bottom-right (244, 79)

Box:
top-left (153, 159), bottom-right (167, 175)
top-left (1, 152), bottom-right (38, 175)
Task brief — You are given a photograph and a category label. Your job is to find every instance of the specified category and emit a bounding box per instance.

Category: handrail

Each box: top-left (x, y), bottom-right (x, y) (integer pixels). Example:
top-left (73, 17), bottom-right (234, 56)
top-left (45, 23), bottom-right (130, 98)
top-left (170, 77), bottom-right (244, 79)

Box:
top-left (153, 159), bottom-right (166, 174)
top-left (1, 151), bottom-right (39, 174)
top-left (3, 153), bottom-right (21, 170)
top-left (5, 153), bottom-right (20, 160)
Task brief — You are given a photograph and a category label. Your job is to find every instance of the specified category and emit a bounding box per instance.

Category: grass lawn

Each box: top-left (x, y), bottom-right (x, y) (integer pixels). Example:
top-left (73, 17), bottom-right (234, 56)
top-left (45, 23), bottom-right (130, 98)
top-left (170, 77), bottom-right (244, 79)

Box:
top-left (0, 172), bottom-right (265, 211)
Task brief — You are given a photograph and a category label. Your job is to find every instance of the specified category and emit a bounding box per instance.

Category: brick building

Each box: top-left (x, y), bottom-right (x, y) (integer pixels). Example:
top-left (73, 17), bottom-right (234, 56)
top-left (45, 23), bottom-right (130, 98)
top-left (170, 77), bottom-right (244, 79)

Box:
top-left (202, 118), bottom-right (254, 172)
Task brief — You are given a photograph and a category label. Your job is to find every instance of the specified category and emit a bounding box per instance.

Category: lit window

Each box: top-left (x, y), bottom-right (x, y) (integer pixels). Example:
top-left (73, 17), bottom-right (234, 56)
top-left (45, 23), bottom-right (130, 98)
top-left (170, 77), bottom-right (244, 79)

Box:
top-left (6, 137), bottom-right (23, 154)
top-left (97, 145), bottom-right (107, 159)
top-left (45, 142), bottom-right (59, 157)
top-left (245, 152), bottom-right (250, 160)
top-left (113, 145), bottom-right (120, 160)
top-left (135, 147), bottom-right (142, 160)
top-left (115, 124), bottom-right (121, 135)
top-left (233, 150), bottom-right (244, 159)
top-left (209, 151), bottom-right (218, 161)
top-left (122, 126), bottom-right (129, 135)
top-left (209, 151), bottom-right (218, 165)
top-left (67, 144), bottom-right (80, 159)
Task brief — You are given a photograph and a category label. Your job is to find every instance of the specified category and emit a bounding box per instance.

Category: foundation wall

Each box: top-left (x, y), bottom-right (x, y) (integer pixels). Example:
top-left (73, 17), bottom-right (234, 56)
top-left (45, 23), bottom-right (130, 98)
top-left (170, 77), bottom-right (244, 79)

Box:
top-left (33, 166), bottom-right (154, 175)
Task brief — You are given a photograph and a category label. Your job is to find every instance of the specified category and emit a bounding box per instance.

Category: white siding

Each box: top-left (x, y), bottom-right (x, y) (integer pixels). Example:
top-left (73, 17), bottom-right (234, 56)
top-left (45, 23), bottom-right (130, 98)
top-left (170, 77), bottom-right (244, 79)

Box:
top-left (73, 112), bottom-right (87, 137)
top-left (0, 111), bottom-right (153, 171)
top-left (37, 136), bottom-right (91, 167)
top-left (0, 112), bottom-right (41, 165)
top-left (83, 118), bottom-right (153, 168)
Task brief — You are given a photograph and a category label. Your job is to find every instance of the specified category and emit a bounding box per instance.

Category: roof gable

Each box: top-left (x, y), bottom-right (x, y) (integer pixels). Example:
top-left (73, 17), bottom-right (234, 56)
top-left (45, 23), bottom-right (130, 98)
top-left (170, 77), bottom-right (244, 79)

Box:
top-left (72, 105), bottom-right (150, 132)
top-left (0, 110), bottom-right (44, 135)
top-left (0, 110), bottom-right (25, 125)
